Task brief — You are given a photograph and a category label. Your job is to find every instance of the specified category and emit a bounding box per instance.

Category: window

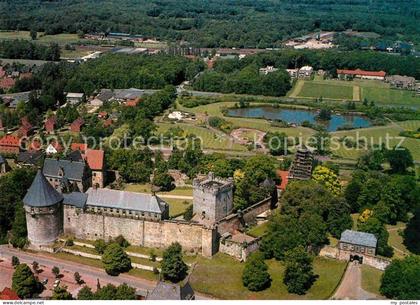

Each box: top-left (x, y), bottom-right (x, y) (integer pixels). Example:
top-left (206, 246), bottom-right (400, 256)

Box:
top-left (93, 172), bottom-right (97, 177)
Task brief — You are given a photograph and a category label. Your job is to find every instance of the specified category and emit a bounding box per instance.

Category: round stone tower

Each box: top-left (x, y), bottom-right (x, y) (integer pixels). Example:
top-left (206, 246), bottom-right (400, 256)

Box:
top-left (23, 170), bottom-right (64, 248)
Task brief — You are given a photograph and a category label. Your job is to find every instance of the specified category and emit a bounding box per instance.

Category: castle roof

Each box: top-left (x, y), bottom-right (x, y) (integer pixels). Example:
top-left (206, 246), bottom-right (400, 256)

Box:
top-left (63, 192), bottom-right (88, 208)
top-left (43, 158), bottom-right (86, 181)
top-left (23, 170), bottom-right (63, 207)
top-left (340, 230), bottom-right (377, 248)
top-left (85, 188), bottom-right (168, 214)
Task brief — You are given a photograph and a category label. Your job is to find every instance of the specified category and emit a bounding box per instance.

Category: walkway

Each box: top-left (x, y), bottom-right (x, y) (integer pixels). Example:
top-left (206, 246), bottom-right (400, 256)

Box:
top-left (288, 79), bottom-right (304, 98)
top-left (332, 261), bottom-right (379, 300)
top-left (353, 85), bottom-right (360, 101)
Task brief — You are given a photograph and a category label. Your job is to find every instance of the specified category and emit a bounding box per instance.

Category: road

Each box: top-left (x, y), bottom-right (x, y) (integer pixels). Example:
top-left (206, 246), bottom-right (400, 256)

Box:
top-left (0, 245), bottom-right (213, 300)
top-left (332, 261), bottom-right (379, 300)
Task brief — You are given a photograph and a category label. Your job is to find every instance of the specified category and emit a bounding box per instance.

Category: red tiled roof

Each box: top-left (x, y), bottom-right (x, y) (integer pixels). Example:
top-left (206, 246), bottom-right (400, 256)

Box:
top-left (0, 288), bottom-right (20, 300)
top-left (125, 97), bottom-right (141, 107)
top-left (0, 78), bottom-right (16, 89)
top-left (337, 69), bottom-right (386, 77)
top-left (276, 170), bottom-right (289, 191)
top-left (85, 149), bottom-right (104, 170)
top-left (45, 116), bottom-right (57, 131)
top-left (30, 140), bottom-right (41, 150)
top-left (71, 143), bottom-right (88, 152)
top-left (71, 117), bottom-right (84, 127)
top-left (0, 135), bottom-right (21, 146)
top-left (103, 118), bottom-right (113, 127)
top-left (98, 111), bottom-right (108, 118)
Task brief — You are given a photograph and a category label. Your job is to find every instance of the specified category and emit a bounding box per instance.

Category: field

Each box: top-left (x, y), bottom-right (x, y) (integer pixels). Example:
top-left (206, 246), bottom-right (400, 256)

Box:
top-left (289, 78), bottom-right (420, 107)
top-left (361, 265), bottom-right (383, 296)
top-left (385, 222), bottom-right (411, 259)
top-left (0, 31), bottom-right (82, 45)
top-left (331, 120), bottom-right (420, 161)
top-left (190, 254), bottom-right (347, 300)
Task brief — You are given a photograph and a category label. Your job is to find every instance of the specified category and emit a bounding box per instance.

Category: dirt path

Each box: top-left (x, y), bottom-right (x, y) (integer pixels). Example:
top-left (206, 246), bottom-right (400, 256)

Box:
top-left (353, 85), bottom-right (361, 101)
top-left (289, 80), bottom-right (304, 98)
top-left (332, 262), bottom-right (379, 300)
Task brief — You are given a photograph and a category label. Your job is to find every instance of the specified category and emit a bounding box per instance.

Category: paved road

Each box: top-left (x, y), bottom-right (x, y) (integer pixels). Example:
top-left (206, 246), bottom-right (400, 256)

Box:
top-left (0, 245), bottom-right (213, 299)
top-left (332, 261), bottom-right (379, 300)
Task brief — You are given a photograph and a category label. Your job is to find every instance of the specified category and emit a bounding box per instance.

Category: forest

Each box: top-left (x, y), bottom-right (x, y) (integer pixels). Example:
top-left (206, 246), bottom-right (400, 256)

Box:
top-left (0, 0), bottom-right (418, 48)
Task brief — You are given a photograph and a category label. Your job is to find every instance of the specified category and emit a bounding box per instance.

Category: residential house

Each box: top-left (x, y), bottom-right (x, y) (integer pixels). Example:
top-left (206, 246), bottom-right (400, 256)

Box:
top-left (114, 88), bottom-right (145, 101)
top-left (124, 97), bottom-right (142, 107)
top-left (45, 116), bottom-right (57, 133)
top-left (71, 143), bottom-right (88, 152)
top-left (98, 111), bottom-right (108, 119)
top-left (0, 135), bottom-right (22, 154)
top-left (298, 66), bottom-right (314, 78)
top-left (17, 117), bottom-right (33, 137)
top-left (259, 66), bottom-right (278, 75)
top-left (66, 92), bottom-right (85, 105)
top-left (84, 149), bottom-right (105, 188)
top-left (17, 150), bottom-right (44, 167)
top-left (43, 158), bottom-right (91, 192)
top-left (0, 78), bottom-right (16, 91)
top-left (70, 118), bottom-right (84, 133)
top-left (337, 69), bottom-right (386, 81)
top-left (0, 288), bottom-right (20, 300)
top-left (146, 281), bottom-right (194, 300)
top-left (286, 68), bottom-right (299, 79)
top-left (46, 141), bottom-right (63, 155)
top-left (90, 89), bottom-right (115, 106)
top-left (338, 230), bottom-right (377, 262)
top-left (385, 75), bottom-right (416, 90)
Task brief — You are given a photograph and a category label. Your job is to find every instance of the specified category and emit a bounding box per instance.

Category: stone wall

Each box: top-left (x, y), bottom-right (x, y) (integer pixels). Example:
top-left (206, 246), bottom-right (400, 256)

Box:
top-left (219, 237), bottom-right (260, 261)
top-left (63, 206), bottom-right (216, 257)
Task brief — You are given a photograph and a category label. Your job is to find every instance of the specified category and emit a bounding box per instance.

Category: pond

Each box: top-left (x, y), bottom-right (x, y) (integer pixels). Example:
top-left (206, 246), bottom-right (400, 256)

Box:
top-left (227, 106), bottom-right (372, 132)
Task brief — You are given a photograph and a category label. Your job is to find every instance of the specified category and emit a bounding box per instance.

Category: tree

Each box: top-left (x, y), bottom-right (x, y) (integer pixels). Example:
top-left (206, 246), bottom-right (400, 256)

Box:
top-left (161, 242), bottom-right (188, 283)
top-left (242, 252), bottom-right (271, 291)
top-left (52, 266), bottom-right (60, 278)
top-left (12, 264), bottom-right (42, 298)
top-left (102, 243), bottom-right (132, 276)
top-left (52, 285), bottom-right (73, 300)
top-left (30, 29), bottom-right (37, 40)
top-left (77, 286), bottom-right (95, 300)
top-left (74, 272), bottom-right (83, 285)
top-left (311, 129), bottom-right (330, 155)
top-left (386, 147), bottom-right (414, 174)
top-left (95, 283), bottom-right (117, 300)
top-left (115, 283), bottom-right (136, 300)
top-left (152, 170), bottom-right (174, 192)
top-left (94, 239), bottom-right (107, 254)
top-left (283, 246), bottom-right (316, 295)
top-left (380, 256), bottom-right (420, 299)
top-left (183, 204), bottom-right (193, 221)
top-left (12, 256), bottom-right (20, 268)
top-left (403, 209), bottom-right (420, 254)
top-left (9, 202), bottom-right (27, 248)
top-left (359, 217), bottom-right (393, 257)
top-left (312, 165), bottom-right (341, 196)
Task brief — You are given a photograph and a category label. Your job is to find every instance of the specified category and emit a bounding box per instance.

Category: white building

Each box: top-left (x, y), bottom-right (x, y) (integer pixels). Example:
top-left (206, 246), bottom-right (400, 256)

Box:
top-left (66, 93), bottom-right (85, 105)
top-left (259, 66), bottom-right (279, 75)
top-left (298, 66), bottom-right (314, 78)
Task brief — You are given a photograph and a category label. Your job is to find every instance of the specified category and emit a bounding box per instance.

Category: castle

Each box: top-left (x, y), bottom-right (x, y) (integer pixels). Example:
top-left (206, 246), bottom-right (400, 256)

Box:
top-left (22, 171), bottom-right (264, 258)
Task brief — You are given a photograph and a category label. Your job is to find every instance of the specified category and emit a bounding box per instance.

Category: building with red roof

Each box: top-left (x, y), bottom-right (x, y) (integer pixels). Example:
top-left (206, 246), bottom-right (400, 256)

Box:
top-left (125, 97), bottom-right (141, 107)
top-left (84, 149), bottom-right (105, 188)
top-left (337, 69), bottom-right (386, 81)
top-left (276, 170), bottom-right (289, 191)
top-left (17, 117), bottom-right (34, 137)
top-left (70, 117), bottom-right (84, 133)
top-left (0, 134), bottom-right (22, 154)
top-left (0, 78), bottom-right (16, 90)
top-left (71, 143), bottom-right (88, 152)
top-left (45, 115), bottom-right (57, 133)
top-left (0, 287), bottom-right (20, 300)
top-left (98, 111), bottom-right (108, 119)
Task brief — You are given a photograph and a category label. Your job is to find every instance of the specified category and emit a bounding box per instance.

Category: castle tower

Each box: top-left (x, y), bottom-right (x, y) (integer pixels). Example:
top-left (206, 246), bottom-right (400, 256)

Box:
top-left (193, 172), bottom-right (234, 223)
top-left (23, 170), bottom-right (64, 248)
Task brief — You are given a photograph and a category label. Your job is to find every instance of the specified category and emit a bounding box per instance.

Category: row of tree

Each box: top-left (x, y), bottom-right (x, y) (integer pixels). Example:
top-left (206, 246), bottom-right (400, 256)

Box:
top-left (0, 40), bottom-right (60, 61)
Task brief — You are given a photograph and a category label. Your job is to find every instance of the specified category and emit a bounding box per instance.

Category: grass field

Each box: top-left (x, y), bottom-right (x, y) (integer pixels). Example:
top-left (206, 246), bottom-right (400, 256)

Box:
top-left (385, 222), bottom-right (411, 259)
top-left (0, 31), bottom-right (82, 45)
top-left (125, 183), bottom-right (193, 196)
top-left (361, 265), bottom-right (383, 296)
top-left (164, 198), bottom-right (192, 217)
top-left (247, 222), bottom-right (269, 237)
top-left (331, 121), bottom-right (420, 161)
top-left (190, 254), bottom-right (346, 300)
top-left (290, 78), bottom-right (420, 107)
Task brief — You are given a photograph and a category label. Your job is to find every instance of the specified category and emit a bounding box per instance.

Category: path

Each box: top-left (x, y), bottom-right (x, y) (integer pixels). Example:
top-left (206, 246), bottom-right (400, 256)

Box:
top-left (289, 79), bottom-right (304, 98)
top-left (332, 262), bottom-right (379, 300)
top-left (353, 85), bottom-right (361, 101)
top-left (158, 194), bottom-right (193, 200)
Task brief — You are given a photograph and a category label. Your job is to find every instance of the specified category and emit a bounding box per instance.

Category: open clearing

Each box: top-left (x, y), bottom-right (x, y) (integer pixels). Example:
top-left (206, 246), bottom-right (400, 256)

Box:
top-left (297, 81), bottom-right (353, 100)
top-left (361, 265), bottom-right (383, 296)
top-left (0, 31), bottom-right (82, 45)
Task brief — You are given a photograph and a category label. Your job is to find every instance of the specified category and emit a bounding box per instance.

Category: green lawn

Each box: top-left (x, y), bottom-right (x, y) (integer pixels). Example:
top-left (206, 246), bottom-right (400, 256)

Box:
top-left (361, 265), bottom-right (383, 296)
top-left (297, 82), bottom-right (353, 100)
top-left (385, 222), bottom-right (410, 259)
top-left (0, 31), bottom-right (83, 45)
top-left (164, 198), bottom-right (192, 217)
top-left (331, 121), bottom-right (420, 161)
top-left (247, 222), bottom-right (269, 238)
top-left (124, 183), bottom-right (193, 196)
top-left (362, 86), bottom-right (420, 106)
top-left (190, 253), bottom-right (346, 300)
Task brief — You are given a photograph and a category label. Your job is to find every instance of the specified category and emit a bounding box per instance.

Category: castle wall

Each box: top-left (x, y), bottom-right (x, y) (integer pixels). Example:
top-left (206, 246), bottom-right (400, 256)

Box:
top-left (63, 206), bottom-right (216, 257)
top-left (25, 204), bottom-right (63, 247)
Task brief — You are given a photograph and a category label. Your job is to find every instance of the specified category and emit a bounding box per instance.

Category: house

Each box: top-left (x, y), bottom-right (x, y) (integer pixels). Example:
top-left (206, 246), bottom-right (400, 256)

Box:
top-left (71, 143), bottom-right (88, 152)
top-left (276, 170), bottom-right (289, 191)
top-left (17, 150), bottom-right (44, 167)
top-left (147, 281), bottom-right (194, 300)
top-left (0, 78), bottom-right (16, 90)
top-left (286, 68), bottom-right (299, 79)
top-left (98, 111), bottom-right (108, 119)
top-left (46, 141), bottom-right (63, 155)
top-left (90, 89), bottom-right (115, 106)
top-left (84, 149), bottom-right (106, 188)
top-left (298, 66), bottom-right (314, 78)
top-left (114, 88), bottom-right (145, 101)
top-left (0, 287), bottom-right (20, 300)
top-left (66, 92), bottom-right (85, 105)
top-left (70, 118), bottom-right (84, 133)
top-left (0, 154), bottom-right (8, 174)
top-left (43, 158), bottom-right (91, 192)
top-left (17, 117), bottom-right (34, 137)
top-left (338, 230), bottom-right (377, 263)
top-left (337, 69), bottom-right (386, 81)
top-left (45, 116), bottom-right (57, 133)
top-left (29, 139), bottom-right (41, 151)
top-left (259, 66), bottom-right (278, 75)
top-left (385, 75), bottom-right (416, 90)
top-left (103, 118), bottom-right (113, 127)
top-left (0, 135), bottom-right (22, 154)
top-left (124, 97), bottom-right (141, 107)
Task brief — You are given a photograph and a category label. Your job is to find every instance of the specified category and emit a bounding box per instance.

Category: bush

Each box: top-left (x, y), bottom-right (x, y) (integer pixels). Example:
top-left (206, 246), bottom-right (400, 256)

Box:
top-left (283, 246), bottom-right (316, 295)
top-left (113, 235), bottom-right (130, 248)
top-left (242, 252), bottom-right (271, 291)
top-left (102, 243), bottom-right (132, 276)
top-left (94, 239), bottom-right (107, 254)
top-left (161, 242), bottom-right (188, 283)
